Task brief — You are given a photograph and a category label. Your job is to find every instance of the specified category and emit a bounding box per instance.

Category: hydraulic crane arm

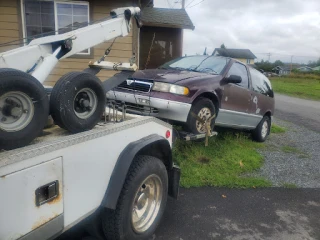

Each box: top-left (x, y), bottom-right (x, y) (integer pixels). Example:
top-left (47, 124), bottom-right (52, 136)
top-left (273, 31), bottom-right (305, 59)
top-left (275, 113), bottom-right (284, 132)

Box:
top-left (0, 7), bottom-right (140, 83)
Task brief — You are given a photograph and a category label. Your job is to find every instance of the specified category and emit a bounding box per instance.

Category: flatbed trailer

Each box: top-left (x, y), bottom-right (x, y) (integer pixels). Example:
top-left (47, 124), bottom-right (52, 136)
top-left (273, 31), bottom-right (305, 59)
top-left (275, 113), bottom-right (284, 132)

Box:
top-left (0, 116), bottom-right (180, 240)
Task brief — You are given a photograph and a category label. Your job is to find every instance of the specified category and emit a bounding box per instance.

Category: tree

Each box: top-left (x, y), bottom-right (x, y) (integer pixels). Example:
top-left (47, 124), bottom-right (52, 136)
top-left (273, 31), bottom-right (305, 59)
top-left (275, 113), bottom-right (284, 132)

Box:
top-left (273, 60), bottom-right (284, 67)
top-left (220, 44), bottom-right (226, 49)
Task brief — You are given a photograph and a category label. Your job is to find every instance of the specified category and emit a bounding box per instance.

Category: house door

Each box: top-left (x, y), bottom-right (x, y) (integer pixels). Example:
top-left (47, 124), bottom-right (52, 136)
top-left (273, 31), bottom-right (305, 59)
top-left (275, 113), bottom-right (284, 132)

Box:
top-left (139, 26), bottom-right (182, 69)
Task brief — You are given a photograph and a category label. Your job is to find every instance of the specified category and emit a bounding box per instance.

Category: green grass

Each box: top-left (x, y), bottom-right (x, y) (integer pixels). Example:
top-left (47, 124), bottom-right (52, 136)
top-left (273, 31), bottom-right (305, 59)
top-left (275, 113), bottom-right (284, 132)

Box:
top-left (173, 132), bottom-right (271, 188)
top-left (270, 77), bottom-right (320, 100)
top-left (282, 183), bottom-right (297, 189)
top-left (271, 124), bottom-right (286, 134)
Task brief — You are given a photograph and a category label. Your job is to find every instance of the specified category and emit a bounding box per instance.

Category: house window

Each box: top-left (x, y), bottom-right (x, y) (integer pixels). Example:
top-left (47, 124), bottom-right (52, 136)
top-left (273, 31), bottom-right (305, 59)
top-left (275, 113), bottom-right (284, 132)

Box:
top-left (22, 0), bottom-right (90, 55)
top-left (246, 59), bottom-right (250, 64)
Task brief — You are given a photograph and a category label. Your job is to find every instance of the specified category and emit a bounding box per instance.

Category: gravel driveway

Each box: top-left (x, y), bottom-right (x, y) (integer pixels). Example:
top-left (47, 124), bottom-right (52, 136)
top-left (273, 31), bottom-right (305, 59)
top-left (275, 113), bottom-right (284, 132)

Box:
top-left (253, 118), bottom-right (320, 188)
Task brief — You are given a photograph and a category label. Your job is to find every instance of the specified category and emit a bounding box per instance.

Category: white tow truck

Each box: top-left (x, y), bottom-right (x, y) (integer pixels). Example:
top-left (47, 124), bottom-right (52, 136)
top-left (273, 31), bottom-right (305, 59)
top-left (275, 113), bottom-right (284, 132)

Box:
top-left (0, 6), bottom-right (180, 240)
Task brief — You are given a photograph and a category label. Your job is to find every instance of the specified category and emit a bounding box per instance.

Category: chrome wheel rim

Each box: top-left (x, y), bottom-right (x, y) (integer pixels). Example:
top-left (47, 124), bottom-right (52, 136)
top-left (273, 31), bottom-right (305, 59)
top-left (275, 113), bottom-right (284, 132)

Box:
top-left (131, 174), bottom-right (163, 233)
top-left (0, 91), bottom-right (34, 132)
top-left (261, 120), bottom-right (269, 138)
top-left (196, 107), bottom-right (212, 133)
top-left (73, 88), bottom-right (98, 119)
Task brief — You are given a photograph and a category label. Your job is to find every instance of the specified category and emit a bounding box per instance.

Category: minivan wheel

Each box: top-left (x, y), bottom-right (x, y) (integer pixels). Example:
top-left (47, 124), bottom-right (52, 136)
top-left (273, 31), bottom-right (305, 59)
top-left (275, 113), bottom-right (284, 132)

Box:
top-left (186, 98), bottom-right (216, 134)
top-left (252, 115), bottom-right (271, 142)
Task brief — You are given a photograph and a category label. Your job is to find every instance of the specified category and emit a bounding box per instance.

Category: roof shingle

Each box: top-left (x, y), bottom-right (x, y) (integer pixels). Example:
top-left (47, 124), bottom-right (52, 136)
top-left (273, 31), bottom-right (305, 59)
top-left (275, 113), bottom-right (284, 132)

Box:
top-left (141, 7), bottom-right (195, 30)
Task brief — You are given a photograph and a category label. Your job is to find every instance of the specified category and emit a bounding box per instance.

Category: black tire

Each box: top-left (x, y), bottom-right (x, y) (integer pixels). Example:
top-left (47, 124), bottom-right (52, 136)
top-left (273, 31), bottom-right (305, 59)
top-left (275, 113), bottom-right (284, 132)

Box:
top-left (0, 68), bottom-right (48, 150)
top-left (186, 97), bottom-right (216, 134)
top-left (101, 155), bottom-right (168, 240)
top-left (50, 72), bottom-right (105, 133)
top-left (252, 115), bottom-right (271, 142)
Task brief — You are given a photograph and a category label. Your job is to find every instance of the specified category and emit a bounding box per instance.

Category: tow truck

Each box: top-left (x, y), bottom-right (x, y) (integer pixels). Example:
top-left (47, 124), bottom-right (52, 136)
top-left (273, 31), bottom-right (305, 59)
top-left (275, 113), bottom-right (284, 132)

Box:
top-left (0, 6), bottom-right (180, 240)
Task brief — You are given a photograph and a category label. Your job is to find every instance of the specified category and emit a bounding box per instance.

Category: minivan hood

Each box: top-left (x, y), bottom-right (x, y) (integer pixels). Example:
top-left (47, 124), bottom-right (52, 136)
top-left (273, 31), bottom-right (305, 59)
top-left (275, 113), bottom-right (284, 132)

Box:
top-left (132, 69), bottom-right (217, 84)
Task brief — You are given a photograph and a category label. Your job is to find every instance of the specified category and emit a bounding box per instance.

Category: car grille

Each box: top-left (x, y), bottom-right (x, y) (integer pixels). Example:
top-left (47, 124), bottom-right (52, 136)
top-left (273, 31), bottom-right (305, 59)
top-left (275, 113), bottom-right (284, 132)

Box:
top-left (116, 80), bottom-right (153, 93)
top-left (115, 101), bottom-right (159, 114)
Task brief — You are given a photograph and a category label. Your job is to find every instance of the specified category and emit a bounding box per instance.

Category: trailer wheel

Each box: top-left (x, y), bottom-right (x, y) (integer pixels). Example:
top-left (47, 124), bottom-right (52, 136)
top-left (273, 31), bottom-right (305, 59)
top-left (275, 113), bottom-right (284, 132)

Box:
top-left (101, 155), bottom-right (168, 240)
top-left (0, 68), bottom-right (48, 150)
top-left (50, 72), bottom-right (105, 133)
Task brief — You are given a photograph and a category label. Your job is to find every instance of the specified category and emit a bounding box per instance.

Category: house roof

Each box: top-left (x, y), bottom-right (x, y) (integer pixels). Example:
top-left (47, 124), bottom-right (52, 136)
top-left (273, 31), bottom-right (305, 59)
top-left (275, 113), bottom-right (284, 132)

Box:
top-left (212, 48), bottom-right (257, 59)
top-left (141, 7), bottom-right (195, 30)
top-left (272, 66), bottom-right (291, 71)
top-left (296, 66), bottom-right (313, 70)
top-left (313, 66), bottom-right (320, 71)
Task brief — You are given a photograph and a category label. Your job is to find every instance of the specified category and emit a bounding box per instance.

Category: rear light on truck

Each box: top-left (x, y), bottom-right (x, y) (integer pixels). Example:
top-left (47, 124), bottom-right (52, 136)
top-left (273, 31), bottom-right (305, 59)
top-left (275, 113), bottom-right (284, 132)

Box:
top-left (166, 130), bottom-right (171, 138)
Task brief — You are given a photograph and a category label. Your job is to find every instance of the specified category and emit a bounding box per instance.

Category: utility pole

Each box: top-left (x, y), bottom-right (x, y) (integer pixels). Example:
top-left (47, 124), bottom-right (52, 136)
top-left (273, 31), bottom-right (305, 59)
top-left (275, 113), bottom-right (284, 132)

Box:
top-left (182, 0), bottom-right (185, 8)
top-left (290, 55), bottom-right (294, 74)
top-left (267, 53), bottom-right (271, 62)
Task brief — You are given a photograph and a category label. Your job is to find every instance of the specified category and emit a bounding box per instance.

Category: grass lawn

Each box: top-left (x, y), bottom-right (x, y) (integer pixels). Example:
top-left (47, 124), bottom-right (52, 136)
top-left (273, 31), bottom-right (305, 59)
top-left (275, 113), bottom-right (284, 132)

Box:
top-left (173, 132), bottom-right (271, 188)
top-left (270, 77), bottom-right (320, 100)
top-left (271, 124), bottom-right (286, 134)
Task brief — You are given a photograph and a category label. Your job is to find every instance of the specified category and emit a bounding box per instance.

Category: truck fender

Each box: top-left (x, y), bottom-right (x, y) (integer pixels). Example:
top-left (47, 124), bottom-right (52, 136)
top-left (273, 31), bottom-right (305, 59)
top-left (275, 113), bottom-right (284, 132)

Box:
top-left (101, 134), bottom-right (173, 209)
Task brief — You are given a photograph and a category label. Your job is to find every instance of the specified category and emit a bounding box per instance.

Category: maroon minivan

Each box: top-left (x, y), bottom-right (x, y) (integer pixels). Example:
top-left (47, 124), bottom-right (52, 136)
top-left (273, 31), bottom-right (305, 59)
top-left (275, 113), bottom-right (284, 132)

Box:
top-left (107, 55), bottom-right (275, 142)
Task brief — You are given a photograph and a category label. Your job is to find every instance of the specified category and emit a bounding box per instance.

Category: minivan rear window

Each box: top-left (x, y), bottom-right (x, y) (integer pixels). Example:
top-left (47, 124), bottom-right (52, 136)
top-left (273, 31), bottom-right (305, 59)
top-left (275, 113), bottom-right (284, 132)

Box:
top-left (249, 68), bottom-right (274, 98)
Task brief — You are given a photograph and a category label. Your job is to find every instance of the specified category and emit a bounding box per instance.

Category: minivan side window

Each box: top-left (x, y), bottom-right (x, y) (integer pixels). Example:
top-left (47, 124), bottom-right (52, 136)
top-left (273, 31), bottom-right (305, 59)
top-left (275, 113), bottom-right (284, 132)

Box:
top-left (227, 62), bottom-right (249, 89)
top-left (249, 68), bottom-right (274, 98)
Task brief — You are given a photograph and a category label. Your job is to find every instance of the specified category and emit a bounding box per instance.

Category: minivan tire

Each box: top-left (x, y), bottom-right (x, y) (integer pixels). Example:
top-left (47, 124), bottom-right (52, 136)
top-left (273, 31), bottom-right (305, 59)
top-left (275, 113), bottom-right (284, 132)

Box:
top-left (252, 115), bottom-right (271, 142)
top-left (101, 155), bottom-right (168, 240)
top-left (186, 98), bottom-right (216, 134)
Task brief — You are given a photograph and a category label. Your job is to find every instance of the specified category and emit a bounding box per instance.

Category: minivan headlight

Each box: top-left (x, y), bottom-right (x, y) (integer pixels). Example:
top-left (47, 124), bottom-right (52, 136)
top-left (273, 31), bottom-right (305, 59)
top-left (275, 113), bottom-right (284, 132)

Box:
top-left (152, 82), bottom-right (189, 96)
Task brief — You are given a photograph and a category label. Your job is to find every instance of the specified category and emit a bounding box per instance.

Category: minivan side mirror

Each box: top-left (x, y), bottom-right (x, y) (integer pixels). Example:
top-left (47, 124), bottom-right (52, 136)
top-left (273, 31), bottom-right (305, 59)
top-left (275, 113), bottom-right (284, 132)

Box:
top-left (225, 75), bottom-right (242, 84)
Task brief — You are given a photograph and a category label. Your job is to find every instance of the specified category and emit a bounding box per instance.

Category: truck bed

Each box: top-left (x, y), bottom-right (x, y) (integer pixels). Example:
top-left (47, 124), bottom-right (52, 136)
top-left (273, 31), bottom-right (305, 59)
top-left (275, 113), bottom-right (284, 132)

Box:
top-left (0, 116), bottom-right (170, 169)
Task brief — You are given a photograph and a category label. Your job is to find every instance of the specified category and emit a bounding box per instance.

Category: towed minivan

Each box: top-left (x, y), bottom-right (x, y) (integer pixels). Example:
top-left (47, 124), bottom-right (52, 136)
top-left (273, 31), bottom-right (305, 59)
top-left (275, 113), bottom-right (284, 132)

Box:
top-left (107, 56), bottom-right (275, 142)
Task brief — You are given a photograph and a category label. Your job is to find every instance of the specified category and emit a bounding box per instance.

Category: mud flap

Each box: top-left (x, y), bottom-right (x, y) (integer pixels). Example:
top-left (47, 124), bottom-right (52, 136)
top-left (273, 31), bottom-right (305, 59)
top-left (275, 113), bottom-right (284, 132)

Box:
top-left (168, 164), bottom-right (181, 199)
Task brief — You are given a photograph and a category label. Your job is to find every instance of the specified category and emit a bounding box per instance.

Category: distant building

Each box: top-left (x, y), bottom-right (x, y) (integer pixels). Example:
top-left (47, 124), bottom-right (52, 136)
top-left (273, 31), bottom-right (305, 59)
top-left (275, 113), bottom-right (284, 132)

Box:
top-left (296, 66), bottom-right (314, 72)
top-left (272, 66), bottom-right (291, 75)
top-left (212, 48), bottom-right (257, 64)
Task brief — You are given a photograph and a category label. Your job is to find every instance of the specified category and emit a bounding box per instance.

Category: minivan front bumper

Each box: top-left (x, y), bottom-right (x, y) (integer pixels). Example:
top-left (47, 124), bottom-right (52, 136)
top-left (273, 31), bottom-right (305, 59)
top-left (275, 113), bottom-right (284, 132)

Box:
top-left (106, 91), bottom-right (191, 122)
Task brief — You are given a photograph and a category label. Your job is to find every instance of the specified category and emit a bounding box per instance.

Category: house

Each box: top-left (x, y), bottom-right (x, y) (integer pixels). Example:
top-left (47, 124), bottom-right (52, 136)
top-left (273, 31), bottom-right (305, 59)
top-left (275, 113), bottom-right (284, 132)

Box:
top-left (312, 66), bottom-right (320, 71)
top-left (0, 0), bottom-right (194, 86)
top-left (272, 66), bottom-right (291, 75)
top-left (296, 66), bottom-right (314, 72)
top-left (212, 48), bottom-right (257, 64)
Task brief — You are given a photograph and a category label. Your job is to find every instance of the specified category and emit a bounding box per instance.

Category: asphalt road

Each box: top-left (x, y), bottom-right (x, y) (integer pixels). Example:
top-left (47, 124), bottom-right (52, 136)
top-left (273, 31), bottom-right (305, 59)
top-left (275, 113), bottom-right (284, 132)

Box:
top-left (154, 188), bottom-right (320, 240)
top-left (59, 188), bottom-right (320, 240)
top-left (274, 94), bottom-right (320, 132)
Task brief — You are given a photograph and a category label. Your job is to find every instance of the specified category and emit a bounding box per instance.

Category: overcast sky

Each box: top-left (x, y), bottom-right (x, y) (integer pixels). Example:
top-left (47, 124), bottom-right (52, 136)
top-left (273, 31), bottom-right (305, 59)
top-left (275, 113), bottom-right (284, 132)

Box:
top-left (154, 0), bottom-right (320, 64)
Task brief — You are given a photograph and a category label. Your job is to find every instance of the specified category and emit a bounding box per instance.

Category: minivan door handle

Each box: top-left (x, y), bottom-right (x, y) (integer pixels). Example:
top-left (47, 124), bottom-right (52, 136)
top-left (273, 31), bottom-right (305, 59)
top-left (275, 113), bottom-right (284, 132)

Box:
top-left (35, 180), bottom-right (59, 206)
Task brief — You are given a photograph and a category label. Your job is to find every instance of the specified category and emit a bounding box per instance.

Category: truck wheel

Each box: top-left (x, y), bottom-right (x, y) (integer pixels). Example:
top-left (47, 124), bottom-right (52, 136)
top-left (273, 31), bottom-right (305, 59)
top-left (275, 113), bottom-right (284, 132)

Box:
top-left (186, 97), bottom-right (216, 134)
top-left (252, 115), bottom-right (271, 142)
top-left (0, 68), bottom-right (48, 150)
top-left (101, 155), bottom-right (168, 240)
top-left (50, 72), bottom-right (105, 133)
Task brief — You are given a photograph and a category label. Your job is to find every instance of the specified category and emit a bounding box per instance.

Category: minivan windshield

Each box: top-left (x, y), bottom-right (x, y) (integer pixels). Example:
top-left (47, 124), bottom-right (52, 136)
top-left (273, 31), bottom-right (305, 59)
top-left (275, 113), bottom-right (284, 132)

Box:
top-left (159, 56), bottom-right (230, 74)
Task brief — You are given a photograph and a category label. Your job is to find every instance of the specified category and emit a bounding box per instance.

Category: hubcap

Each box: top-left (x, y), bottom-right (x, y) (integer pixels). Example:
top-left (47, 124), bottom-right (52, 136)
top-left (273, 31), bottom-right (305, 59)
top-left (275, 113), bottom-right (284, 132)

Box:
top-left (261, 120), bottom-right (269, 138)
top-left (73, 88), bottom-right (98, 119)
top-left (131, 174), bottom-right (163, 233)
top-left (0, 92), bottom-right (34, 132)
top-left (196, 107), bottom-right (212, 133)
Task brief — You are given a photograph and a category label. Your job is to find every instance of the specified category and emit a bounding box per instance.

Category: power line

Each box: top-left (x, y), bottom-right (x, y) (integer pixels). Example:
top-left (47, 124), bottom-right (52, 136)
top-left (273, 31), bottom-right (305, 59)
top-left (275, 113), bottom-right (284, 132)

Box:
top-left (255, 52), bottom-right (319, 59)
top-left (186, 0), bottom-right (196, 7)
top-left (186, 0), bottom-right (205, 8)
top-left (166, 0), bottom-right (173, 8)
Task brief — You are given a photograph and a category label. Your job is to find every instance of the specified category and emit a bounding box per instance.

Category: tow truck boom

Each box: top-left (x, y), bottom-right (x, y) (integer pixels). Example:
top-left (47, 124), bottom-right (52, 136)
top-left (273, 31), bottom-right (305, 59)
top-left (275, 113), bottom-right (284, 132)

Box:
top-left (0, 7), bottom-right (140, 83)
